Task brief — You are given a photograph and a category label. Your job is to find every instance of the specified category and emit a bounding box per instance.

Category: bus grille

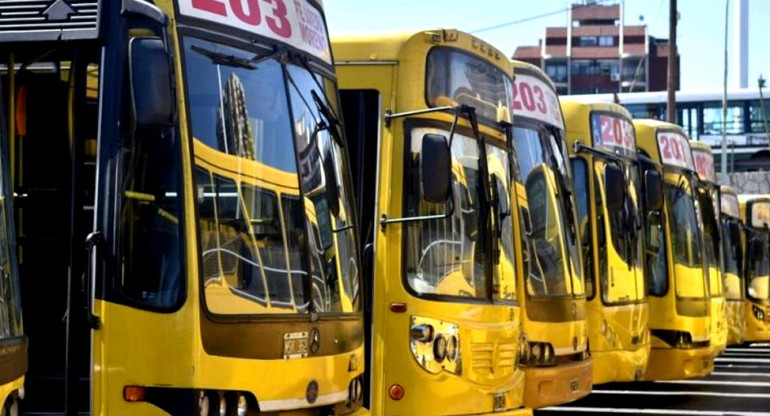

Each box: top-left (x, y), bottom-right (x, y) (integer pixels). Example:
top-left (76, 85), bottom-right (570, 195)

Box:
top-left (0, 1), bottom-right (99, 41)
top-left (471, 342), bottom-right (517, 373)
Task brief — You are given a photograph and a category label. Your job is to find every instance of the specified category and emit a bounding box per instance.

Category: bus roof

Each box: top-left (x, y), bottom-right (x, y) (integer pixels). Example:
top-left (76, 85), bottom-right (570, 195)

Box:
top-left (331, 29), bottom-right (508, 66)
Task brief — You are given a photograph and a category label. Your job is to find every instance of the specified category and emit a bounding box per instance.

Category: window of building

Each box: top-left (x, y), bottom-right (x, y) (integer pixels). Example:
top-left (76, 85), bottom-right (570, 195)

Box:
top-left (703, 101), bottom-right (745, 135)
top-left (579, 37), bottom-right (598, 46)
top-left (598, 36), bottom-right (614, 46)
top-left (749, 100), bottom-right (770, 134)
top-left (545, 61), bottom-right (568, 83)
top-left (571, 59), bottom-right (598, 76)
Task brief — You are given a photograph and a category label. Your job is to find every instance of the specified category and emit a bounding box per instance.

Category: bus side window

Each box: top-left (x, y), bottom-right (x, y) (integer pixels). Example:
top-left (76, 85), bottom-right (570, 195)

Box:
top-left (117, 37), bottom-right (184, 309)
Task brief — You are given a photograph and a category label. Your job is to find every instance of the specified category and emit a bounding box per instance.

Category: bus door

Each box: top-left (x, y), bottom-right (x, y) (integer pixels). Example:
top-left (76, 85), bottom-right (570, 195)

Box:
top-left (5, 44), bottom-right (103, 415)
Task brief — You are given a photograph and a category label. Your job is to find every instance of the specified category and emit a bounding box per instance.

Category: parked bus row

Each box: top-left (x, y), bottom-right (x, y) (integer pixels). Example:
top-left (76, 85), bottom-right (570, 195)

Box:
top-left (0, 2), bottom-right (767, 415)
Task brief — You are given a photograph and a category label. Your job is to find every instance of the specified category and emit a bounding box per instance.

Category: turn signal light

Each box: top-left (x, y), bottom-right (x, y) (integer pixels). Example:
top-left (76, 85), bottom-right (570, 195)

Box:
top-left (390, 302), bottom-right (407, 313)
top-left (388, 384), bottom-right (405, 400)
top-left (123, 386), bottom-right (146, 402)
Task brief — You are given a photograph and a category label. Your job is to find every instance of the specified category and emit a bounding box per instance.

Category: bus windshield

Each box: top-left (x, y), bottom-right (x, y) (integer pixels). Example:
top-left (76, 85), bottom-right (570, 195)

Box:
top-left (664, 181), bottom-right (706, 298)
top-left (514, 125), bottom-right (582, 297)
top-left (599, 162), bottom-right (645, 302)
top-left (183, 36), bottom-right (360, 316)
top-left (427, 47), bottom-right (513, 124)
top-left (747, 230), bottom-right (770, 301)
top-left (404, 127), bottom-right (516, 302)
top-left (698, 189), bottom-right (723, 297)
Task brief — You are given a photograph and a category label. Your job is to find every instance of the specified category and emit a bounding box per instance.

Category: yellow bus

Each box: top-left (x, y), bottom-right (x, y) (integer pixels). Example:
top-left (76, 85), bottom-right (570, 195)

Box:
top-left (690, 141), bottom-right (728, 356)
top-left (720, 187), bottom-right (746, 345)
top-left (509, 62), bottom-right (591, 406)
top-left (738, 195), bottom-right (770, 342)
top-left (634, 120), bottom-right (713, 380)
top-left (561, 99), bottom-right (654, 384)
top-left (334, 30), bottom-right (530, 415)
top-left (2, 1), bottom-right (368, 414)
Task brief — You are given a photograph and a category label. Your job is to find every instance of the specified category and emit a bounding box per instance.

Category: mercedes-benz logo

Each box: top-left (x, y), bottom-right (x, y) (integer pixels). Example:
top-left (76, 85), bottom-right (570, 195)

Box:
top-left (306, 380), bottom-right (319, 404)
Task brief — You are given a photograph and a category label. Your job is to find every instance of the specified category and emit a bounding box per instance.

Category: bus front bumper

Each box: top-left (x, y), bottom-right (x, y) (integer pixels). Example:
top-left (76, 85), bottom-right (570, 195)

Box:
top-left (591, 346), bottom-right (649, 385)
top-left (643, 347), bottom-right (713, 380)
top-left (522, 358), bottom-right (592, 409)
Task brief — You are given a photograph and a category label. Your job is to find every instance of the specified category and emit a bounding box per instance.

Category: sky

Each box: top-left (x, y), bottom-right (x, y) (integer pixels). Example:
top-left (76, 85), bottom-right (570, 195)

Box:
top-left (324, 0), bottom-right (770, 91)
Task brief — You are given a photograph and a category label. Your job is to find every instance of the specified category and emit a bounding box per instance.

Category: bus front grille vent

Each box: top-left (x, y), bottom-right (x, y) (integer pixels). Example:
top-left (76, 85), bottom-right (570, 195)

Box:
top-left (470, 342), bottom-right (516, 373)
top-left (0, 1), bottom-right (100, 41)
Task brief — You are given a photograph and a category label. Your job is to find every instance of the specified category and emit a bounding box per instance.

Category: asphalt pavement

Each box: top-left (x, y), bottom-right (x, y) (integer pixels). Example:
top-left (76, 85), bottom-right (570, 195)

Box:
top-left (537, 343), bottom-right (770, 416)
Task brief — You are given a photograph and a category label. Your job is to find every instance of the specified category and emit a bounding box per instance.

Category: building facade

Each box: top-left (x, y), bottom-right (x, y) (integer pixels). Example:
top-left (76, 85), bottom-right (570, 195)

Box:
top-left (514, 1), bottom-right (679, 95)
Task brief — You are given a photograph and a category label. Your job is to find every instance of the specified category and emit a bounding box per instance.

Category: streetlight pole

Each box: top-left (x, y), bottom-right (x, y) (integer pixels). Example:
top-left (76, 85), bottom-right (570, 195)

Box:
top-left (666, 0), bottom-right (678, 123)
top-left (758, 75), bottom-right (770, 151)
top-left (721, 0), bottom-right (729, 179)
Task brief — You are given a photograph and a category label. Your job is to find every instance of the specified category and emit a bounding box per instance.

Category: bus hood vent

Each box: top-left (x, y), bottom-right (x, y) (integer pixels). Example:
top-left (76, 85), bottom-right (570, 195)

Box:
top-left (0, 0), bottom-right (99, 42)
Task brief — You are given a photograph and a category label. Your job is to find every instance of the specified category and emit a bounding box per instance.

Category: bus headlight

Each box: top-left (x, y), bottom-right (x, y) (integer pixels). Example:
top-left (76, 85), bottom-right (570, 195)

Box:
top-left (521, 342), bottom-right (556, 367)
top-left (433, 334), bottom-right (448, 362)
top-left (446, 335), bottom-right (459, 361)
top-left (752, 305), bottom-right (765, 321)
top-left (517, 336), bottom-right (531, 365)
top-left (218, 395), bottom-right (227, 416)
top-left (409, 316), bottom-right (461, 375)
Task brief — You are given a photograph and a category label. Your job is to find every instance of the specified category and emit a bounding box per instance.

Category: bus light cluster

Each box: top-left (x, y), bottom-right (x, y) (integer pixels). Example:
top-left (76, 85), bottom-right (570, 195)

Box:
top-left (409, 318), bottom-right (461, 374)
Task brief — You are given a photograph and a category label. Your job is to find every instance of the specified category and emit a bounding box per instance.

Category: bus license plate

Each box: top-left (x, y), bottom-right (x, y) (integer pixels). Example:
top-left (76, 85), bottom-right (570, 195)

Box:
top-left (569, 378), bottom-right (581, 393)
top-left (493, 392), bottom-right (506, 412)
top-left (283, 331), bottom-right (309, 359)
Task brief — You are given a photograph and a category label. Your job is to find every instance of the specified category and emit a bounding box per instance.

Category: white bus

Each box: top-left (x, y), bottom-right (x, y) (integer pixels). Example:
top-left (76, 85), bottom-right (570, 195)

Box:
top-left (569, 89), bottom-right (770, 171)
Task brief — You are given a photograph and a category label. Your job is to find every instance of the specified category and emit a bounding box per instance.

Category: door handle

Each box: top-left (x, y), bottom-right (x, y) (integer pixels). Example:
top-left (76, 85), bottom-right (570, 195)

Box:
top-left (84, 231), bottom-right (104, 330)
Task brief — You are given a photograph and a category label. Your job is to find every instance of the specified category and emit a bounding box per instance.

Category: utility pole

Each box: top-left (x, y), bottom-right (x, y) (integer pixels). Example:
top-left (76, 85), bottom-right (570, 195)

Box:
top-left (721, 0), bottom-right (729, 178)
top-left (666, 0), bottom-right (678, 123)
top-left (758, 75), bottom-right (770, 150)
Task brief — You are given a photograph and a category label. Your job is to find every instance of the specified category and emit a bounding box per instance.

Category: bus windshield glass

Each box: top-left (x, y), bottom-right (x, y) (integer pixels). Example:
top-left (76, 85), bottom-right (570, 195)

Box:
top-left (664, 181), bottom-right (706, 298)
top-left (404, 127), bottom-right (516, 302)
top-left (183, 36), bottom-right (360, 316)
top-left (747, 230), bottom-right (770, 301)
top-left (426, 47), bottom-right (513, 123)
top-left (514, 126), bottom-right (582, 297)
top-left (599, 162), bottom-right (645, 302)
top-left (698, 189), bottom-right (723, 296)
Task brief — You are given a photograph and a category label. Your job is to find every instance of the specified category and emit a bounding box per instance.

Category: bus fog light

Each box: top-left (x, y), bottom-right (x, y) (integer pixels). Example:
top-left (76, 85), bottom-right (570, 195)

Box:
top-left (446, 335), bottom-right (459, 361)
top-left (237, 395), bottom-right (247, 416)
top-left (433, 334), bottom-right (448, 362)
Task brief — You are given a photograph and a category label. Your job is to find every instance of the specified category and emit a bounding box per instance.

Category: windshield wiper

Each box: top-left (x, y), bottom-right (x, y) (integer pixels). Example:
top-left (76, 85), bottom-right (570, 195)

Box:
top-left (191, 44), bottom-right (286, 70)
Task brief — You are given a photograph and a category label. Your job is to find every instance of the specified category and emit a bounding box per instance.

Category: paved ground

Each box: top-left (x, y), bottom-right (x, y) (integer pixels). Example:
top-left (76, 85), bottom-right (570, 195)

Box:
top-left (537, 343), bottom-right (770, 416)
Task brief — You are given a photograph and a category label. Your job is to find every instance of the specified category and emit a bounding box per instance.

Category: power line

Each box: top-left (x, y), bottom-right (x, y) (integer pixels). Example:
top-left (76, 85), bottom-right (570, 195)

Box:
top-left (470, 7), bottom-right (572, 34)
top-left (470, 1), bottom-right (614, 34)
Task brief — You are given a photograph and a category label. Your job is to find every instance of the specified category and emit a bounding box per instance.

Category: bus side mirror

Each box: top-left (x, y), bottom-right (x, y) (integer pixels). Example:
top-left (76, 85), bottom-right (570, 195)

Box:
top-left (604, 164), bottom-right (625, 212)
top-left (129, 37), bottom-right (174, 128)
top-left (644, 170), bottom-right (664, 212)
top-left (421, 134), bottom-right (451, 203)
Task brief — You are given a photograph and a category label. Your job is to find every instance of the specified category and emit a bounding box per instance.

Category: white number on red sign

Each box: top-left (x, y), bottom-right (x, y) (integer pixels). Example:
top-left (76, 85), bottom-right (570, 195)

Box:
top-left (512, 74), bottom-right (564, 130)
